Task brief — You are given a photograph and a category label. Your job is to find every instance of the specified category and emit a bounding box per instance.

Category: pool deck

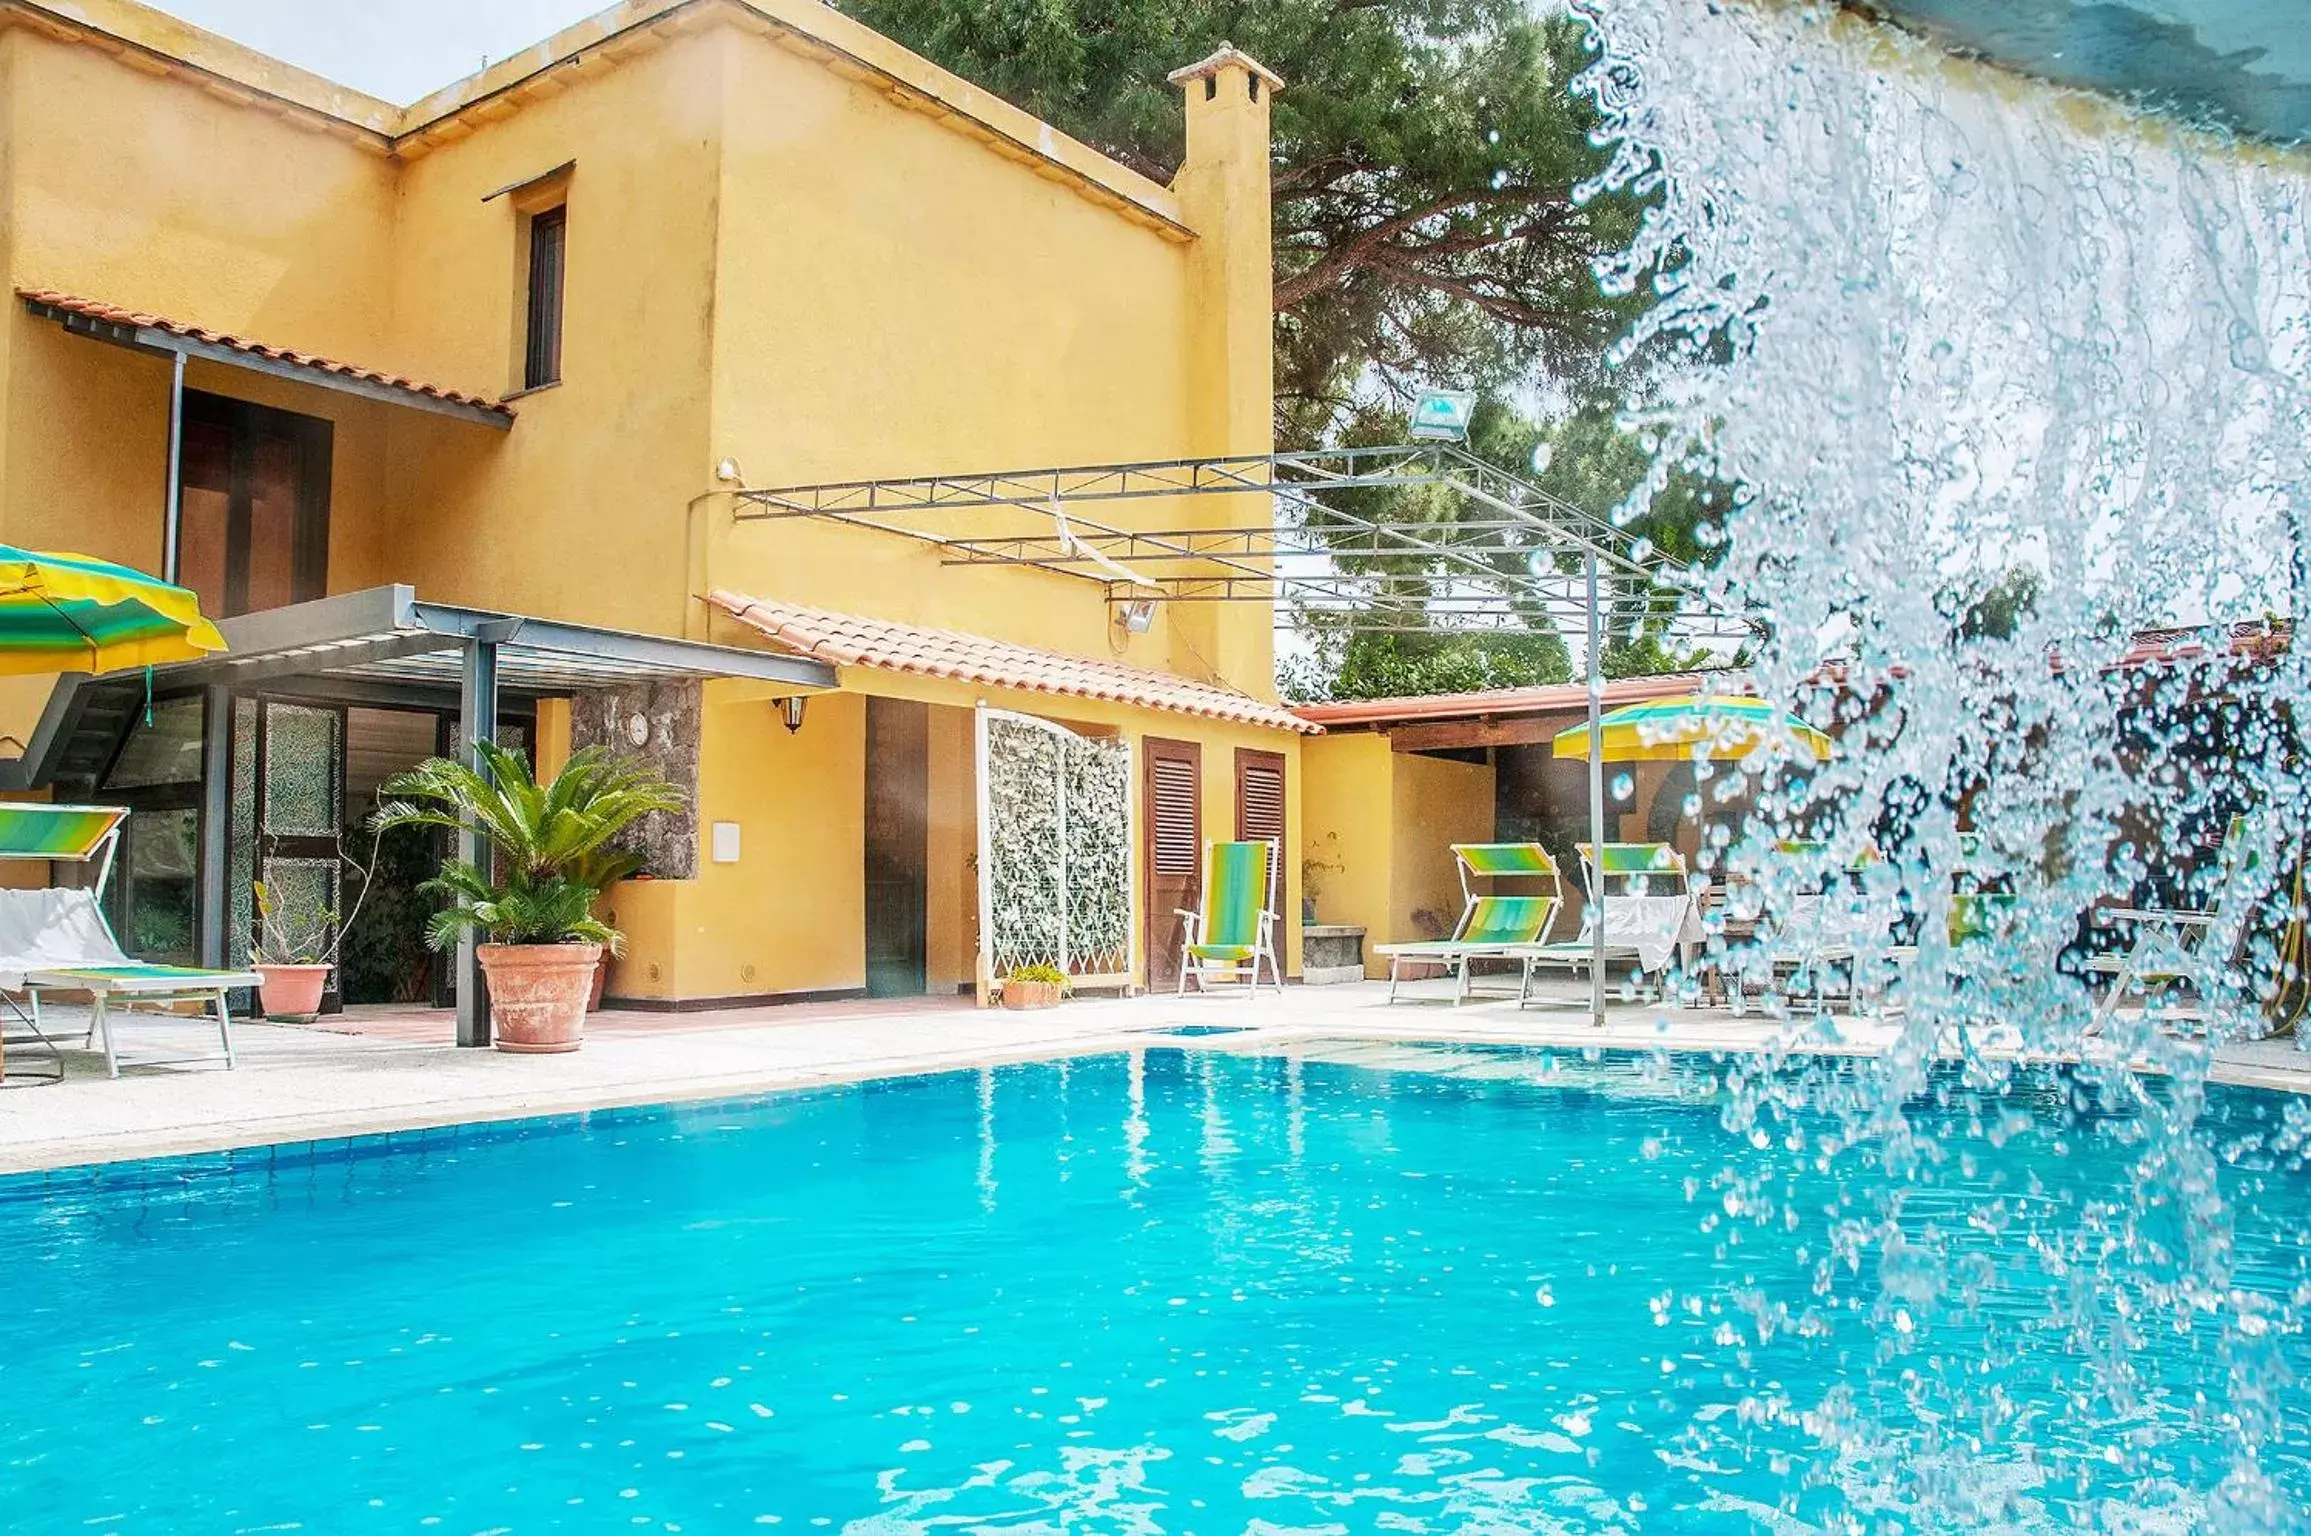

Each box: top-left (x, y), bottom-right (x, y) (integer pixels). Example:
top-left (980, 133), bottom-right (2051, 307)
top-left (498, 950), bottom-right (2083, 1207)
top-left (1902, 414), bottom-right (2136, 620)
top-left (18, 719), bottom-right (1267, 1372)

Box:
top-left (4, 980), bottom-right (2308, 1174)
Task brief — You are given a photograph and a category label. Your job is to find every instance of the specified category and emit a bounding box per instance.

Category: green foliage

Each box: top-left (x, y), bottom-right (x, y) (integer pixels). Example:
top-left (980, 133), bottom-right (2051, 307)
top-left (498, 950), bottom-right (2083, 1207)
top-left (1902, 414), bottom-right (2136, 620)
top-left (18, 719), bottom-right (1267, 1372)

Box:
top-left (1284, 399), bottom-right (1726, 701)
top-left (414, 865), bottom-right (616, 954)
top-left (372, 744), bottom-right (685, 952)
top-left (1006, 962), bottom-right (1072, 990)
top-left (1282, 628), bottom-right (1570, 703)
top-left (566, 845), bottom-right (645, 893)
top-left (335, 823), bottom-right (439, 1004)
top-left (838, 0), bottom-right (1724, 693)
top-left (834, 0), bottom-right (1651, 438)
top-left (128, 894), bottom-right (194, 962)
top-left (1945, 567), bottom-right (2043, 642)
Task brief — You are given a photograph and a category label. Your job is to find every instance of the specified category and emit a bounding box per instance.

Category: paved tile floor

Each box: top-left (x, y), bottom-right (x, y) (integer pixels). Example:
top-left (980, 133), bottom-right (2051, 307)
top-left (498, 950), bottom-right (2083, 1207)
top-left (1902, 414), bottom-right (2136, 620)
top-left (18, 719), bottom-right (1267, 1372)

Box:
top-left (3, 977), bottom-right (2305, 1174)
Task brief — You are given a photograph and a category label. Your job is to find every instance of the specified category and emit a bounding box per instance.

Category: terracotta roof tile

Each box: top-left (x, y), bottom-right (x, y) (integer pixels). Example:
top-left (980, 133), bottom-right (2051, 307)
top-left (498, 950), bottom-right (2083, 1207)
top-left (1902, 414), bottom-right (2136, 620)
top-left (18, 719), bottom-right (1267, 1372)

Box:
top-left (1296, 619), bottom-right (2298, 731)
top-left (17, 289), bottom-right (513, 419)
top-left (1291, 672), bottom-right (1732, 729)
top-left (710, 591), bottom-right (1317, 734)
top-left (2108, 620), bottom-right (2290, 671)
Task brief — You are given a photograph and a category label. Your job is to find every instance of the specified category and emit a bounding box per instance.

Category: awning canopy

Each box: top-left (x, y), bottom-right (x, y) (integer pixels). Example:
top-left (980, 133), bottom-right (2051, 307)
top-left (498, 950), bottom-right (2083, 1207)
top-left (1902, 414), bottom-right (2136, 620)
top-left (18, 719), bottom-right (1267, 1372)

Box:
top-left (3, 586), bottom-right (835, 791)
top-left (171, 586), bottom-right (834, 695)
top-left (19, 289), bottom-right (514, 430)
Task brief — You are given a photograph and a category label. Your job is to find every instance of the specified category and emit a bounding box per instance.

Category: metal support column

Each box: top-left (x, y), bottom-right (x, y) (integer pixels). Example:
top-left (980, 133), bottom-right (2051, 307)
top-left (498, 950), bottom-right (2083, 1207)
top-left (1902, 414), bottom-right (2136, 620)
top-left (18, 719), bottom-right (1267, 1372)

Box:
top-left (162, 349), bottom-right (186, 583)
top-left (1585, 551), bottom-right (1607, 1027)
top-left (456, 636), bottom-right (500, 1048)
top-left (196, 684), bottom-right (232, 970)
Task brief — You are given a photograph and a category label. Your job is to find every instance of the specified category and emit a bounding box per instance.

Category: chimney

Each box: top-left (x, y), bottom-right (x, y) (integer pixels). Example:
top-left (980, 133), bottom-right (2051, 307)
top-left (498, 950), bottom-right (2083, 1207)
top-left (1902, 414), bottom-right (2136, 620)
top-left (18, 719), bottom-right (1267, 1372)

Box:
top-left (1167, 45), bottom-right (1282, 696)
top-left (1169, 43), bottom-right (1281, 458)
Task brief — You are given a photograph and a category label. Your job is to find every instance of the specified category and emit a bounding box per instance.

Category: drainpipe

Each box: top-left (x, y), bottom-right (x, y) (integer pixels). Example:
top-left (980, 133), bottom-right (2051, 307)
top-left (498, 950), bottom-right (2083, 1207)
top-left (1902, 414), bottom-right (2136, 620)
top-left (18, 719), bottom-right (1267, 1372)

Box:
top-left (162, 349), bottom-right (186, 582)
top-left (1586, 550), bottom-right (1606, 1027)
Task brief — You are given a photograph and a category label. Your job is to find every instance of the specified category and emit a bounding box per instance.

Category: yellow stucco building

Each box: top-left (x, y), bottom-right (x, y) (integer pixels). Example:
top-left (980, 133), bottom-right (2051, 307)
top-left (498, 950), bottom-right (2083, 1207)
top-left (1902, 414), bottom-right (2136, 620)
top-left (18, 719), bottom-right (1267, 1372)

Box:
top-left (0, 0), bottom-right (1312, 1026)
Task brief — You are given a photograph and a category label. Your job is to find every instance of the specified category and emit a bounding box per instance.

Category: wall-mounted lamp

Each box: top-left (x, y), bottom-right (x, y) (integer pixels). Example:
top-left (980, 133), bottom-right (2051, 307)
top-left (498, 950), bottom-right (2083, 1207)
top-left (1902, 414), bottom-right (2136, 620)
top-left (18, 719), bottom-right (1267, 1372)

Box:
top-left (1115, 597), bottom-right (1158, 634)
top-left (779, 695), bottom-right (807, 734)
top-left (715, 456), bottom-right (746, 484)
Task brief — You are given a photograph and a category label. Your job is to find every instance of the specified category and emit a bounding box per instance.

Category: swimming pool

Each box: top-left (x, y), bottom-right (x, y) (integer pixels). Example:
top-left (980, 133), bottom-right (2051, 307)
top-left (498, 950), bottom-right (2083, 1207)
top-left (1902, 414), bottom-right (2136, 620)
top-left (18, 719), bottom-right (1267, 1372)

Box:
top-left (2, 1042), bottom-right (2305, 1532)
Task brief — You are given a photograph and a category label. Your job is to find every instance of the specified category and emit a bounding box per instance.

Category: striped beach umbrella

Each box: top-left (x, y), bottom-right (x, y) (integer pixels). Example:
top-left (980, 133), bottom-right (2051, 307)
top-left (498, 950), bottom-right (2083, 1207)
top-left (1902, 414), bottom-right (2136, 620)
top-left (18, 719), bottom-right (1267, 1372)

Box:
top-left (0, 546), bottom-right (226, 675)
top-left (1550, 693), bottom-right (1833, 763)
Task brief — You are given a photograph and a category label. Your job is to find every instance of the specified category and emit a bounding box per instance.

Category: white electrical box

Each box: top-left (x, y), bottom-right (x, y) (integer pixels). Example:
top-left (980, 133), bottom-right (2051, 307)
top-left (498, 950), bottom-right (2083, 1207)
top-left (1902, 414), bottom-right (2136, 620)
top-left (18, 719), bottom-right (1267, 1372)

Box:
top-left (710, 821), bottom-right (742, 864)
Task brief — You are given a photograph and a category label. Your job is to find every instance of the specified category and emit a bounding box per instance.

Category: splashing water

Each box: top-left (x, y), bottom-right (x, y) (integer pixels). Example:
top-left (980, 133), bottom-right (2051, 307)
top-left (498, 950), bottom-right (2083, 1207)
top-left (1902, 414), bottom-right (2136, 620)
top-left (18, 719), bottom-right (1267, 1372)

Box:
top-left (1568, 0), bottom-right (2311, 1528)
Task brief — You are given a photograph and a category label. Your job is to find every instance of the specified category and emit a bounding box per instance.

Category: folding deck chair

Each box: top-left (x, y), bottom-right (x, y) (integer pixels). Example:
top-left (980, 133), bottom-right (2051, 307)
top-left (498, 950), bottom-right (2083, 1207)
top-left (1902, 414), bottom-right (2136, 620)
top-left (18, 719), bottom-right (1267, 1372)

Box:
top-left (0, 803), bottom-right (260, 1079)
top-left (1735, 842), bottom-right (1900, 1014)
top-left (1371, 843), bottom-right (1562, 1003)
top-left (2087, 814), bottom-right (2254, 1033)
top-left (1177, 839), bottom-right (1284, 997)
top-left (1516, 842), bottom-right (1697, 1005)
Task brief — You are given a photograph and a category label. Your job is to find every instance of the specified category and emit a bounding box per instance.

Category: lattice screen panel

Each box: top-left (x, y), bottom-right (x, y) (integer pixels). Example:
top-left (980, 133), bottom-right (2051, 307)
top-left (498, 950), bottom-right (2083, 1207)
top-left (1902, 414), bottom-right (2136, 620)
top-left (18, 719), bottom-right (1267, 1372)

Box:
top-left (976, 707), bottom-right (1135, 989)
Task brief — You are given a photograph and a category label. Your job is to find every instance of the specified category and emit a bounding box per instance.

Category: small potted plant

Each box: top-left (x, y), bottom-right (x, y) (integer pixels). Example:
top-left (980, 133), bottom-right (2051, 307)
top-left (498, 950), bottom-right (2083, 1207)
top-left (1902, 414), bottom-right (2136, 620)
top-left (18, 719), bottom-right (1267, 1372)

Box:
top-left (373, 743), bottom-right (684, 1053)
top-left (251, 879), bottom-right (337, 1021)
top-left (250, 829), bottom-right (383, 1021)
top-left (1000, 963), bottom-right (1070, 1010)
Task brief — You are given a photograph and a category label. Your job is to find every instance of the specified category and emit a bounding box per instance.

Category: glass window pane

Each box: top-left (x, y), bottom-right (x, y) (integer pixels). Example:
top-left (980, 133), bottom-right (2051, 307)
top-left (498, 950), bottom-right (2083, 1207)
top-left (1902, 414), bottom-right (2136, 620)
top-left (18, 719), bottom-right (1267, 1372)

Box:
top-left (263, 704), bottom-right (340, 836)
top-left (124, 809), bottom-right (198, 964)
top-left (103, 695), bottom-right (205, 790)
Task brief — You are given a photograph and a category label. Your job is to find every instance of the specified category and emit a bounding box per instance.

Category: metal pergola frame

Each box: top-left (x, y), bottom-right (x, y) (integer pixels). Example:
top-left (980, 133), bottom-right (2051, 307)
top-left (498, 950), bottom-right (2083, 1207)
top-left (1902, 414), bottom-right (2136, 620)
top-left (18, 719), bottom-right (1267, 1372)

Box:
top-left (731, 442), bottom-right (1755, 1022)
top-left (739, 443), bottom-right (1641, 594)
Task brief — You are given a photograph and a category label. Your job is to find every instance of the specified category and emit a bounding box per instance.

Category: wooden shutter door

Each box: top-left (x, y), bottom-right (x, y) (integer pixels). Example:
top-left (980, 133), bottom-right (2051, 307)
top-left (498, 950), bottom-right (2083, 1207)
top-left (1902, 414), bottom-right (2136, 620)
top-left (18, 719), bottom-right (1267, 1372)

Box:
top-left (1235, 748), bottom-right (1286, 914)
top-left (1143, 738), bottom-right (1201, 990)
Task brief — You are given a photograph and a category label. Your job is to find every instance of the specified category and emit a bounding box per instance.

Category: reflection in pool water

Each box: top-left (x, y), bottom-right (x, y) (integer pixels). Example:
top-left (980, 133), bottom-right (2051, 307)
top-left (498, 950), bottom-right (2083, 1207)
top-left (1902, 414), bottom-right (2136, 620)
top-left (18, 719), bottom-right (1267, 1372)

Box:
top-left (2, 1044), bottom-right (2303, 1531)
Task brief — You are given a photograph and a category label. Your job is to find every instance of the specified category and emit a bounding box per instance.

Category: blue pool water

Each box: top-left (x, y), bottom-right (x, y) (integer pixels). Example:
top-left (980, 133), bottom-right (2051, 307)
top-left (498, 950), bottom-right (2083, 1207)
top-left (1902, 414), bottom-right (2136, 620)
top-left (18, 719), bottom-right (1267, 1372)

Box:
top-left (2, 1044), bottom-right (2306, 1533)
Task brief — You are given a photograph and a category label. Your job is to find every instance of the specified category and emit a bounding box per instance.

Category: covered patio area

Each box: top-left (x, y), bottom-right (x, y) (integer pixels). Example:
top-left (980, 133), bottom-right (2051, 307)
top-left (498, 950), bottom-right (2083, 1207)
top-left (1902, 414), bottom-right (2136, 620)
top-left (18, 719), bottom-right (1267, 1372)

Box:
top-left (4, 585), bottom-right (834, 1049)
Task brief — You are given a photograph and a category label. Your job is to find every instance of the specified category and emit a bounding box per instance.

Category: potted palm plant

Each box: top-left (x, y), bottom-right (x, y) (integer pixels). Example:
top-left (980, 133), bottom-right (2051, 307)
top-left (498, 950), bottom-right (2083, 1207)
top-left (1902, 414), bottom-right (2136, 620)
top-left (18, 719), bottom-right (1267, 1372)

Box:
top-left (373, 743), bottom-right (685, 1053)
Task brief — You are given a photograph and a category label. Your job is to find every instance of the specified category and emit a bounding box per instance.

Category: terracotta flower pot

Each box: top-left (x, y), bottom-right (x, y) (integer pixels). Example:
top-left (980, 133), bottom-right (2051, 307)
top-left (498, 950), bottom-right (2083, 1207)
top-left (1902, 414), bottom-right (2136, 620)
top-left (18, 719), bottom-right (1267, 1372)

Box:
top-left (478, 942), bottom-right (602, 1053)
top-left (587, 953), bottom-right (610, 1013)
top-left (255, 962), bottom-right (332, 1022)
top-left (1001, 978), bottom-right (1063, 1011)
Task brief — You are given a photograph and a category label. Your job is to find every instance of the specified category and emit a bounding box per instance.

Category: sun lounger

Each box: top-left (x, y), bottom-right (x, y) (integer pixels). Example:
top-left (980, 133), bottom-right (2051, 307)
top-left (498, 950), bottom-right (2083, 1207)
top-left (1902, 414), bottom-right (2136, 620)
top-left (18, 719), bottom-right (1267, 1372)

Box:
top-left (0, 804), bottom-right (260, 1079)
top-left (1516, 843), bottom-right (1696, 1004)
top-left (1371, 843), bottom-right (1562, 1003)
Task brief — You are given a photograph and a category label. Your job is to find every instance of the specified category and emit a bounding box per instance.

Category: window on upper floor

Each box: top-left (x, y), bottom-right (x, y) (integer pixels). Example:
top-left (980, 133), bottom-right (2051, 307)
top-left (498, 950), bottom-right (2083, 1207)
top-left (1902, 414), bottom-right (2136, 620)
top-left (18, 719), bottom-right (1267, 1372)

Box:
top-left (523, 203), bottom-right (567, 391)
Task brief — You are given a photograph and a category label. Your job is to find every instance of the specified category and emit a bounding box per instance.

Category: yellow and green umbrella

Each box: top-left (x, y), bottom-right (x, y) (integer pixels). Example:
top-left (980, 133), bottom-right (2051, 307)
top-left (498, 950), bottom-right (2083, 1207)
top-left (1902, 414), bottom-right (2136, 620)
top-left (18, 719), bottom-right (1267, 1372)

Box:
top-left (1551, 693), bottom-right (1832, 763)
top-left (0, 546), bottom-right (225, 675)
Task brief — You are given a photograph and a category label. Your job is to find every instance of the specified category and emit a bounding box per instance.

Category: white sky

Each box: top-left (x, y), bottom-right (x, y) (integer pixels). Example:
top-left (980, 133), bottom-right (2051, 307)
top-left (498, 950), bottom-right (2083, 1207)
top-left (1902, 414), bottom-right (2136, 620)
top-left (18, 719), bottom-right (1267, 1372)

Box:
top-left (146, 0), bottom-right (611, 104)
